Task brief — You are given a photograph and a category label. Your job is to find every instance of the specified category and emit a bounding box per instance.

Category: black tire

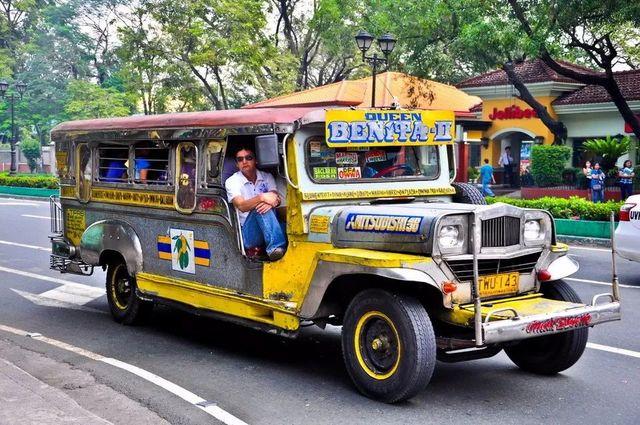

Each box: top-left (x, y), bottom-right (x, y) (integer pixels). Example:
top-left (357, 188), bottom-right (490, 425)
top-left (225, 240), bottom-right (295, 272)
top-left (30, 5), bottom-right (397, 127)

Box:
top-left (505, 279), bottom-right (588, 375)
top-left (106, 261), bottom-right (153, 325)
top-left (451, 182), bottom-right (487, 205)
top-left (341, 289), bottom-right (436, 403)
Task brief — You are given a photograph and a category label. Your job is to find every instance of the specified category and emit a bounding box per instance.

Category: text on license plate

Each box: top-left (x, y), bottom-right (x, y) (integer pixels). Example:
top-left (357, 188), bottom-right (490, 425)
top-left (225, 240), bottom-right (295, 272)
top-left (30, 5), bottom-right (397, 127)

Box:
top-left (479, 272), bottom-right (519, 297)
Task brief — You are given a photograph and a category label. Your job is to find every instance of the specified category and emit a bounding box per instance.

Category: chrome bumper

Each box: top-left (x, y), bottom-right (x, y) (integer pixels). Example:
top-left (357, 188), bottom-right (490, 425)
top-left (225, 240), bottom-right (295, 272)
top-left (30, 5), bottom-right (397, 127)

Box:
top-left (483, 295), bottom-right (621, 344)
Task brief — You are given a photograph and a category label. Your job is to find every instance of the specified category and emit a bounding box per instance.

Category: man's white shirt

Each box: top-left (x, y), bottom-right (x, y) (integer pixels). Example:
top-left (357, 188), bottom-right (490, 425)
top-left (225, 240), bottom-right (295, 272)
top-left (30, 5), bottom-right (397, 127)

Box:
top-left (499, 152), bottom-right (513, 166)
top-left (225, 169), bottom-right (277, 225)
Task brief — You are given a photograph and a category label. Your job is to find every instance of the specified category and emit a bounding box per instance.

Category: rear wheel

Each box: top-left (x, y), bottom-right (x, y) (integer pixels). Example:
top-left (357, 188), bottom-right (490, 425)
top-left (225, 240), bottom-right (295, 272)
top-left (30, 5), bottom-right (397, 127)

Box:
top-left (341, 289), bottom-right (436, 403)
top-left (505, 279), bottom-right (588, 374)
top-left (106, 260), bottom-right (153, 325)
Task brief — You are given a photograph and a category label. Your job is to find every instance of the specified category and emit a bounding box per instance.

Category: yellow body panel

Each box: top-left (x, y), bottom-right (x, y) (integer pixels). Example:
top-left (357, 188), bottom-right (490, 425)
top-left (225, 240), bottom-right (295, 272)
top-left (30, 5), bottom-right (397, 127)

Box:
top-left (316, 248), bottom-right (428, 267)
top-left (441, 293), bottom-right (583, 327)
top-left (137, 272), bottom-right (300, 331)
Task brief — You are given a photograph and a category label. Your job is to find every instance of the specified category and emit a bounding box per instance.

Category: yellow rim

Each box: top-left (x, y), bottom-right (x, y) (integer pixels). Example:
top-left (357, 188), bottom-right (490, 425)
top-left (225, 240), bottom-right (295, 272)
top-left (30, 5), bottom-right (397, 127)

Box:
top-left (354, 310), bottom-right (401, 380)
top-left (110, 264), bottom-right (128, 311)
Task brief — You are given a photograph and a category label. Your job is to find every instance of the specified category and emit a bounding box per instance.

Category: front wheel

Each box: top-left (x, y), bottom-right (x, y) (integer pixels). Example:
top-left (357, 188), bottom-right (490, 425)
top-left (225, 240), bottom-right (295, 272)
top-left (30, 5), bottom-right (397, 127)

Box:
top-left (341, 289), bottom-right (436, 403)
top-left (505, 279), bottom-right (588, 374)
top-left (106, 260), bottom-right (153, 325)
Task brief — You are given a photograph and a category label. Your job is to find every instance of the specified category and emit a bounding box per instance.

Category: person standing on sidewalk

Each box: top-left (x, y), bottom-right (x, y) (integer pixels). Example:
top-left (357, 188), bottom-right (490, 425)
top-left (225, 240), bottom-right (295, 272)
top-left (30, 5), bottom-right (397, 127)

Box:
top-left (479, 158), bottom-right (496, 197)
top-left (590, 162), bottom-right (606, 203)
top-left (618, 160), bottom-right (635, 200)
top-left (498, 146), bottom-right (514, 187)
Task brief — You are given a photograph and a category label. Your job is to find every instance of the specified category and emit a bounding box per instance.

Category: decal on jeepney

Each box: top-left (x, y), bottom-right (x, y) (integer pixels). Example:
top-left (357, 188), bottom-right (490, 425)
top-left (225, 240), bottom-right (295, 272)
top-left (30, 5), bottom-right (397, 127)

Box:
top-left (310, 215), bottom-right (330, 233)
top-left (301, 186), bottom-right (456, 200)
top-left (525, 313), bottom-right (592, 334)
top-left (158, 232), bottom-right (210, 272)
top-left (344, 213), bottom-right (423, 234)
top-left (64, 208), bottom-right (85, 246)
top-left (337, 167), bottom-right (361, 180)
top-left (335, 152), bottom-right (358, 165)
top-left (325, 109), bottom-right (454, 147)
top-left (313, 167), bottom-right (337, 180)
top-left (365, 150), bottom-right (387, 163)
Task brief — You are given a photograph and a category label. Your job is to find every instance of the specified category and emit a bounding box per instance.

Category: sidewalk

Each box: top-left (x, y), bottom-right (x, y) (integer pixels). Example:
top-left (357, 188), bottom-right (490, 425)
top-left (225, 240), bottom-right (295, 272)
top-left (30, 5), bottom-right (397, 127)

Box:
top-left (0, 338), bottom-right (169, 425)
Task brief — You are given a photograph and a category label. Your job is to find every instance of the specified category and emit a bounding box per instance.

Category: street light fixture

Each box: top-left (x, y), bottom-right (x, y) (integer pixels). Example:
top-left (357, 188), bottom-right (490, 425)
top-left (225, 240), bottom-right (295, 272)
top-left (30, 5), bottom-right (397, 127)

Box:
top-left (354, 30), bottom-right (396, 107)
top-left (0, 80), bottom-right (27, 175)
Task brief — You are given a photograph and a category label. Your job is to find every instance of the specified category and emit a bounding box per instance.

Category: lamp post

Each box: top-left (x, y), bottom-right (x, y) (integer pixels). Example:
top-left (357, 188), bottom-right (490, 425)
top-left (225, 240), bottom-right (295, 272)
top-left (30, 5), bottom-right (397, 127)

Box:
top-left (354, 30), bottom-right (396, 108)
top-left (0, 80), bottom-right (27, 175)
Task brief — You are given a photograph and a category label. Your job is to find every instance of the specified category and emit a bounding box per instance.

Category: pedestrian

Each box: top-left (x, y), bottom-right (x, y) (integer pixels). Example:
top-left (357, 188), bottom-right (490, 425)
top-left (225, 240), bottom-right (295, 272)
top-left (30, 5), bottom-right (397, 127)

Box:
top-left (582, 160), bottom-right (593, 193)
top-left (618, 159), bottom-right (635, 200)
top-left (498, 146), bottom-right (515, 187)
top-left (479, 158), bottom-right (496, 197)
top-left (590, 162), bottom-right (605, 203)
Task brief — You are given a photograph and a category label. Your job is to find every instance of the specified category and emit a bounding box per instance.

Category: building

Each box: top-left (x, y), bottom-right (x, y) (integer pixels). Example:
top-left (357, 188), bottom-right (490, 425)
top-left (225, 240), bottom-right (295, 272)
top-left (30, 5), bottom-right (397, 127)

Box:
top-left (457, 59), bottom-right (640, 184)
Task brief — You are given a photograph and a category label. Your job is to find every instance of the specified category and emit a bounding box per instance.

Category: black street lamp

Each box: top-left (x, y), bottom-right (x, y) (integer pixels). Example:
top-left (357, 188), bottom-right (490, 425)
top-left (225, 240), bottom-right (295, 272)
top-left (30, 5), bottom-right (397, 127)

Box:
top-left (0, 80), bottom-right (27, 175)
top-left (354, 30), bottom-right (397, 107)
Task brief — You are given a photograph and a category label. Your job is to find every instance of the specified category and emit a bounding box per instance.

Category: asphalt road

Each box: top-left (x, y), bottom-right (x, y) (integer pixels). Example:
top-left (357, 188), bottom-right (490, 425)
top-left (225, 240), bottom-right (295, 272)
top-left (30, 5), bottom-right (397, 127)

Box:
top-left (0, 197), bottom-right (639, 425)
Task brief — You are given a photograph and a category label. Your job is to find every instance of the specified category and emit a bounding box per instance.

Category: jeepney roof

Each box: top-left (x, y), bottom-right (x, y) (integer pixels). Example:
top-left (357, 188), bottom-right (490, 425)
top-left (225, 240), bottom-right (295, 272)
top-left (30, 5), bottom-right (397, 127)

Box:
top-left (50, 106), bottom-right (325, 135)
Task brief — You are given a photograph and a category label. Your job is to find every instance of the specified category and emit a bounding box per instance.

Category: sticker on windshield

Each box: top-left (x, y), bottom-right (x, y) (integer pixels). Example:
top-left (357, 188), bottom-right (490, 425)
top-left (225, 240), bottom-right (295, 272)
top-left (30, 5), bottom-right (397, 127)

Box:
top-left (335, 152), bottom-right (358, 165)
top-left (310, 141), bottom-right (322, 157)
top-left (338, 167), bottom-right (362, 180)
top-left (313, 167), bottom-right (337, 180)
top-left (365, 150), bottom-right (387, 163)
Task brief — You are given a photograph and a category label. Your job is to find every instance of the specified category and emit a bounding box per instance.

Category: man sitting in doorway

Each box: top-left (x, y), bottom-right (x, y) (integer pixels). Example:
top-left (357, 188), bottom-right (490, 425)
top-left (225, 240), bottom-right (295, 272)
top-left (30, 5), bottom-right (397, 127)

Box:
top-left (225, 146), bottom-right (286, 261)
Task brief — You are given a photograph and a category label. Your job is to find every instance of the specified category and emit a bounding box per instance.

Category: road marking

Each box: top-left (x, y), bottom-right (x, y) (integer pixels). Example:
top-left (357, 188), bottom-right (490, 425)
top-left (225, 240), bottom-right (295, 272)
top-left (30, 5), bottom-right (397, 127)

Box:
top-left (569, 245), bottom-right (611, 253)
top-left (0, 239), bottom-right (50, 251)
top-left (565, 277), bottom-right (638, 289)
top-left (587, 343), bottom-right (640, 359)
top-left (0, 265), bottom-right (87, 287)
top-left (21, 214), bottom-right (50, 219)
top-left (0, 201), bottom-right (41, 206)
top-left (0, 324), bottom-right (249, 425)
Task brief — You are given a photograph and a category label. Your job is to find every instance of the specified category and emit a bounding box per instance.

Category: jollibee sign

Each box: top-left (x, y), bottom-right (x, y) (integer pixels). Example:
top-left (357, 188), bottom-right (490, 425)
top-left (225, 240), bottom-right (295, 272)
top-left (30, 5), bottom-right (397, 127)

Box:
top-left (325, 109), bottom-right (455, 147)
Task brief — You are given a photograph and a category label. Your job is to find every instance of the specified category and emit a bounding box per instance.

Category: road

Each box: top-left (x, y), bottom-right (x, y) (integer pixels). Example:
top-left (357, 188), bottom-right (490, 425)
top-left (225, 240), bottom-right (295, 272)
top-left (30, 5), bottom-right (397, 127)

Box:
top-left (0, 197), bottom-right (639, 425)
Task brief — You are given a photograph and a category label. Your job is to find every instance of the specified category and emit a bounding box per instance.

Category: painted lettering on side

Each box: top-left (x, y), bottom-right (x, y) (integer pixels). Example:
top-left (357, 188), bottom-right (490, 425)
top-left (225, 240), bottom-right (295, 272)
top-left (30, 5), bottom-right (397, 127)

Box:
top-left (345, 213), bottom-right (423, 234)
top-left (525, 313), bottom-right (591, 334)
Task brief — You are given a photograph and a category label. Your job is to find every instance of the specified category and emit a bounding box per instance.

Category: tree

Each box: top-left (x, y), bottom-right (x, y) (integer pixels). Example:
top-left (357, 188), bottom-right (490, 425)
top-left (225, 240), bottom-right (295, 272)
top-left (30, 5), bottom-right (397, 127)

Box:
top-left (64, 80), bottom-right (131, 119)
top-left (20, 137), bottom-right (41, 172)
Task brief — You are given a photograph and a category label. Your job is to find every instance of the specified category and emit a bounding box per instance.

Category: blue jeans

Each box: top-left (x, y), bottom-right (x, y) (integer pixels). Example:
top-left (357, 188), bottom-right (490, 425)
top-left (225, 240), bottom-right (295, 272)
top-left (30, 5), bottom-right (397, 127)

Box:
top-left (482, 181), bottom-right (495, 197)
top-left (242, 209), bottom-right (286, 255)
top-left (592, 189), bottom-right (604, 203)
top-left (620, 183), bottom-right (633, 200)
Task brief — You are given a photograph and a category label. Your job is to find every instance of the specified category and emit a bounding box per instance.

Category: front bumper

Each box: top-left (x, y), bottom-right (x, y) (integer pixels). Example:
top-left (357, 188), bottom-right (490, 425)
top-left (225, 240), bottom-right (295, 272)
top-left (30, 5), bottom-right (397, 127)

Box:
top-left (482, 295), bottom-right (621, 344)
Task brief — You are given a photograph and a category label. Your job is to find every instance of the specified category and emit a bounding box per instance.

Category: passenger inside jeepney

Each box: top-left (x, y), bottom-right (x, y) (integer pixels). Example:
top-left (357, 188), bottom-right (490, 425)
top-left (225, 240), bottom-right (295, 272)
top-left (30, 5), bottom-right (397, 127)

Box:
top-left (224, 144), bottom-right (286, 261)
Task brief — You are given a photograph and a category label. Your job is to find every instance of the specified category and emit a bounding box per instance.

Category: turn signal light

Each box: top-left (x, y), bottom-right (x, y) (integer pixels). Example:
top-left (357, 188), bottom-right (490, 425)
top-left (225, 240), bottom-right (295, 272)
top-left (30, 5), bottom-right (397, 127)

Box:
top-left (537, 269), bottom-right (552, 282)
top-left (441, 281), bottom-right (457, 294)
top-left (619, 203), bottom-right (636, 222)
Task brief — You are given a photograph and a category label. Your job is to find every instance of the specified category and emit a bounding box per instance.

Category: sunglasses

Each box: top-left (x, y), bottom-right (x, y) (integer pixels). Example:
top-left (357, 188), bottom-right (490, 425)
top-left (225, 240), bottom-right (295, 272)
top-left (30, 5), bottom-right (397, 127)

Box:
top-left (235, 155), bottom-right (254, 162)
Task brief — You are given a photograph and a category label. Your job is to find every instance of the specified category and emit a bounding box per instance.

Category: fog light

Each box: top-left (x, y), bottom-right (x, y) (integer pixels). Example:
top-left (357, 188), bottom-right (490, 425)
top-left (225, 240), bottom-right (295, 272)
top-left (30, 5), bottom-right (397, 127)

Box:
top-left (441, 281), bottom-right (457, 294)
top-left (537, 269), bottom-right (552, 282)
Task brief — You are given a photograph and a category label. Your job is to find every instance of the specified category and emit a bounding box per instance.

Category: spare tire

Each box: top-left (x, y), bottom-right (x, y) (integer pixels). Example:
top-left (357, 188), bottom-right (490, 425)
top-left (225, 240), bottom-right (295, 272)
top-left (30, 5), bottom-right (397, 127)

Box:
top-left (451, 182), bottom-right (487, 205)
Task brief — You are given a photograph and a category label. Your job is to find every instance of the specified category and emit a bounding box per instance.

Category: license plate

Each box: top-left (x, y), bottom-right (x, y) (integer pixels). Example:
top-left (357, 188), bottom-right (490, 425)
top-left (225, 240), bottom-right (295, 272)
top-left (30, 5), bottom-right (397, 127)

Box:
top-left (478, 272), bottom-right (519, 297)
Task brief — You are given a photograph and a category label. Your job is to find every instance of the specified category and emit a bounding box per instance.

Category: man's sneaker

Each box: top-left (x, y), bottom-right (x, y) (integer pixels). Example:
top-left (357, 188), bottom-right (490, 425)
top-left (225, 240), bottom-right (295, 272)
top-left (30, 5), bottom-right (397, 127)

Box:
top-left (268, 247), bottom-right (285, 261)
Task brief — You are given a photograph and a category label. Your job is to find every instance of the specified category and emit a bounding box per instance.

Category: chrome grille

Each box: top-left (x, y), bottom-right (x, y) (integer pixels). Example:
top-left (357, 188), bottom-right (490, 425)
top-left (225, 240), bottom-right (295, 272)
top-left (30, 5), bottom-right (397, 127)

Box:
top-left (482, 216), bottom-right (520, 247)
top-left (443, 252), bottom-right (541, 282)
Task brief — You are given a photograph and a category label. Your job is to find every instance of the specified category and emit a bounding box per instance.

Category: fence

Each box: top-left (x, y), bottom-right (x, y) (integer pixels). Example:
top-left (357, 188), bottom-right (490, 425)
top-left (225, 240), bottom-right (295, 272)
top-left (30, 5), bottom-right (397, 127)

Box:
top-left (0, 144), bottom-right (56, 174)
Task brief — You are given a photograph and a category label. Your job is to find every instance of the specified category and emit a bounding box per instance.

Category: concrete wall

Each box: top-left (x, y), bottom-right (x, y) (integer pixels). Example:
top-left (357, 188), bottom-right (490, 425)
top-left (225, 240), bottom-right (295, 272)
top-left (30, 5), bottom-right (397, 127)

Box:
top-left (0, 143), bottom-right (56, 174)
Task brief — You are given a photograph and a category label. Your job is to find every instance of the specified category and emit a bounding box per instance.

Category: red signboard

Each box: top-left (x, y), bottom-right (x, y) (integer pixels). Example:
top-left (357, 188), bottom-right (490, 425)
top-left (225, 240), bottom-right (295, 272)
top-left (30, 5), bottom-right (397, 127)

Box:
top-left (624, 114), bottom-right (640, 133)
top-left (489, 105), bottom-right (538, 120)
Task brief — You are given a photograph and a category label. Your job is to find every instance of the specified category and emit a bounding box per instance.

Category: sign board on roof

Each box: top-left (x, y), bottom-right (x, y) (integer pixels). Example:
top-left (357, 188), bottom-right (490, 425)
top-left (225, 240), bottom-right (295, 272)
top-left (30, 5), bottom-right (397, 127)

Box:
top-left (325, 110), bottom-right (455, 147)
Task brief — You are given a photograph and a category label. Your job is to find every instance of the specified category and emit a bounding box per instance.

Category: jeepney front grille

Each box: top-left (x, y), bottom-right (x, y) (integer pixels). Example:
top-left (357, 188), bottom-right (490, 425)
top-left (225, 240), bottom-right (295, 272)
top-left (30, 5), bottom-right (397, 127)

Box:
top-left (481, 216), bottom-right (520, 247)
top-left (443, 252), bottom-right (541, 282)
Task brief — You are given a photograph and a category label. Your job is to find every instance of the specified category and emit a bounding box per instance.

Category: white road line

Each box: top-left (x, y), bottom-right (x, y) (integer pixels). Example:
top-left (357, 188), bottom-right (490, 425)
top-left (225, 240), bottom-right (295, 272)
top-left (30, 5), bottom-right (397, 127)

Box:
top-left (587, 343), bottom-right (640, 359)
top-left (0, 265), bottom-right (90, 287)
top-left (0, 324), bottom-right (249, 425)
top-left (565, 277), bottom-right (638, 289)
top-left (0, 239), bottom-right (50, 251)
top-left (21, 214), bottom-right (50, 219)
top-left (0, 202), bottom-right (41, 206)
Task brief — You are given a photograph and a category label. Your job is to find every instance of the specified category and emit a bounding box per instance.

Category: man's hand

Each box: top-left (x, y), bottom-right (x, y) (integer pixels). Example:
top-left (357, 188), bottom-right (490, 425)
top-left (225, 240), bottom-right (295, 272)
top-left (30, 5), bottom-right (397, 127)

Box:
top-left (260, 192), bottom-right (280, 207)
top-left (256, 202), bottom-right (273, 214)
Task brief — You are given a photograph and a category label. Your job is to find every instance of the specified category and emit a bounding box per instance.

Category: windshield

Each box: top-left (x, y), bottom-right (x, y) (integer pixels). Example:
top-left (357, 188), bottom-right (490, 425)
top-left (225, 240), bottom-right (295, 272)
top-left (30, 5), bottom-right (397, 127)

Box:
top-left (305, 136), bottom-right (439, 183)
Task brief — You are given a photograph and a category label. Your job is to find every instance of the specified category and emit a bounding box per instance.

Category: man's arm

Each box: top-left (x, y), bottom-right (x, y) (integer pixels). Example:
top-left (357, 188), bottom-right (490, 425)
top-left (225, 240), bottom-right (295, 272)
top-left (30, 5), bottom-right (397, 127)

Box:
top-left (231, 192), bottom-right (278, 213)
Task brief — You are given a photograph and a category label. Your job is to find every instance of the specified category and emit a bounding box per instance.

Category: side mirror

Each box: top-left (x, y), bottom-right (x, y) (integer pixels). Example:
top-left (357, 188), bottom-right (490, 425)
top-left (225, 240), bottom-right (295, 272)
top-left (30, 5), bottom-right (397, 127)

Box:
top-left (255, 134), bottom-right (280, 168)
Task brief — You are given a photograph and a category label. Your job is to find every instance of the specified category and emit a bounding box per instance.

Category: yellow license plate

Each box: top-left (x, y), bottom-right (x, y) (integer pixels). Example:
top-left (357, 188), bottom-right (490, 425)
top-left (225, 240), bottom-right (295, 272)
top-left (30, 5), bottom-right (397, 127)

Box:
top-left (478, 272), bottom-right (519, 297)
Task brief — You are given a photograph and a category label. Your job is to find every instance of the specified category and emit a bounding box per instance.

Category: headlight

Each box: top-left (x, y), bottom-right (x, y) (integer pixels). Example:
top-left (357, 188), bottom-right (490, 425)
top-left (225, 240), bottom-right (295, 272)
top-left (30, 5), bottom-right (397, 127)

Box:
top-left (439, 225), bottom-right (463, 248)
top-left (524, 219), bottom-right (543, 241)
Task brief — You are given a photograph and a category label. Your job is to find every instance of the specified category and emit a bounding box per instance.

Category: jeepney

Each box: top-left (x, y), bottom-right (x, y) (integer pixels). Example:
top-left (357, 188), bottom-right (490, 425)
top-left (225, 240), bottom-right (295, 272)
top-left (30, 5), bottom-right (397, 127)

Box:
top-left (49, 107), bottom-right (621, 403)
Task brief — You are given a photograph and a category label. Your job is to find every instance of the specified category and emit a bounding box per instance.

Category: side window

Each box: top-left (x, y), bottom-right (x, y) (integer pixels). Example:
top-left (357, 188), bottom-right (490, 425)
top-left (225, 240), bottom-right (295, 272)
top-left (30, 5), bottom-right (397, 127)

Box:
top-left (176, 143), bottom-right (197, 212)
top-left (97, 143), bottom-right (128, 183)
top-left (133, 141), bottom-right (170, 185)
top-left (206, 140), bottom-right (225, 186)
top-left (76, 143), bottom-right (91, 202)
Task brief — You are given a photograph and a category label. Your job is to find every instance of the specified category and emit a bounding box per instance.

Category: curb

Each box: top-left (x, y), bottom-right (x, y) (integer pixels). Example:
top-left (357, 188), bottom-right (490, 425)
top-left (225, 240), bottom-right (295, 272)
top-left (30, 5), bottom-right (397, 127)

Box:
top-left (557, 235), bottom-right (611, 248)
top-left (0, 185), bottom-right (58, 198)
top-left (0, 193), bottom-right (51, 202)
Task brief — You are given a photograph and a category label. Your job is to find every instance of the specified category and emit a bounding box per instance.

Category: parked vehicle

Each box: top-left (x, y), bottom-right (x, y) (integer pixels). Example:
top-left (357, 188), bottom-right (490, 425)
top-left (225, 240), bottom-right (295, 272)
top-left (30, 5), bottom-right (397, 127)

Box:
top-left (615, 194), bottom-right (640, 263)
top-left (49, 107), bottom-right (621, 403)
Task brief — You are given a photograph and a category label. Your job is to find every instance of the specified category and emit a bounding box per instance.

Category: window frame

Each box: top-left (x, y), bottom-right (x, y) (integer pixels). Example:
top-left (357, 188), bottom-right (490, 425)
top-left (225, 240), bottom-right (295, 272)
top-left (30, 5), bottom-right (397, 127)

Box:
top-left (174, 141), bottom-right (199, 214)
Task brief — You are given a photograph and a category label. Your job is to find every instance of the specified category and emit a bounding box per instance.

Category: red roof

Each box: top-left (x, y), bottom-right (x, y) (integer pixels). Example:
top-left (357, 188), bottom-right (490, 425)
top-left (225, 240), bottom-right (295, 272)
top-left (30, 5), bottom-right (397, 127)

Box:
top-left (456, 59), bottom-right (595, 88)
top-left (553, 69), bottom-right (640, 105)
top-left (51, 107), bottom-right (321, 134)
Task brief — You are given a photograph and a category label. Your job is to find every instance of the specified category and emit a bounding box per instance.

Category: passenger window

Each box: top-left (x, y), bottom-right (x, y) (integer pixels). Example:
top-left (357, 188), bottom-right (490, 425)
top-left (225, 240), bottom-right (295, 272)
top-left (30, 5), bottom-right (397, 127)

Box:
top-left (77, 143), bottom-right (91, 202)
top-left (133, 141), bottom-right (170, 185)
top-left (176, 143), bottom-right (197, 212)
top-left (97, 143), bottom-right (128, 183)
top-left (206, 140), bottom-right (225, 186)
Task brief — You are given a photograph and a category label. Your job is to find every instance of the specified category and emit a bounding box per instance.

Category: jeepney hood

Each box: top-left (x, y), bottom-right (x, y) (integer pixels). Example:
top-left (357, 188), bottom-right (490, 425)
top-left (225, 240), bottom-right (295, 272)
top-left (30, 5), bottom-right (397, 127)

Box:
top-left (308, 202), bottom-right (506, 255)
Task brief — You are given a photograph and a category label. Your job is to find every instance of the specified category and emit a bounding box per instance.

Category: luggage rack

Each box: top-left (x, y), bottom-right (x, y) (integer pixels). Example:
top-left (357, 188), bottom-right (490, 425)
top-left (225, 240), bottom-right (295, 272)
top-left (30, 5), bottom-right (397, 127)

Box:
top-left (48, 195), bottom-right (94, 276)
